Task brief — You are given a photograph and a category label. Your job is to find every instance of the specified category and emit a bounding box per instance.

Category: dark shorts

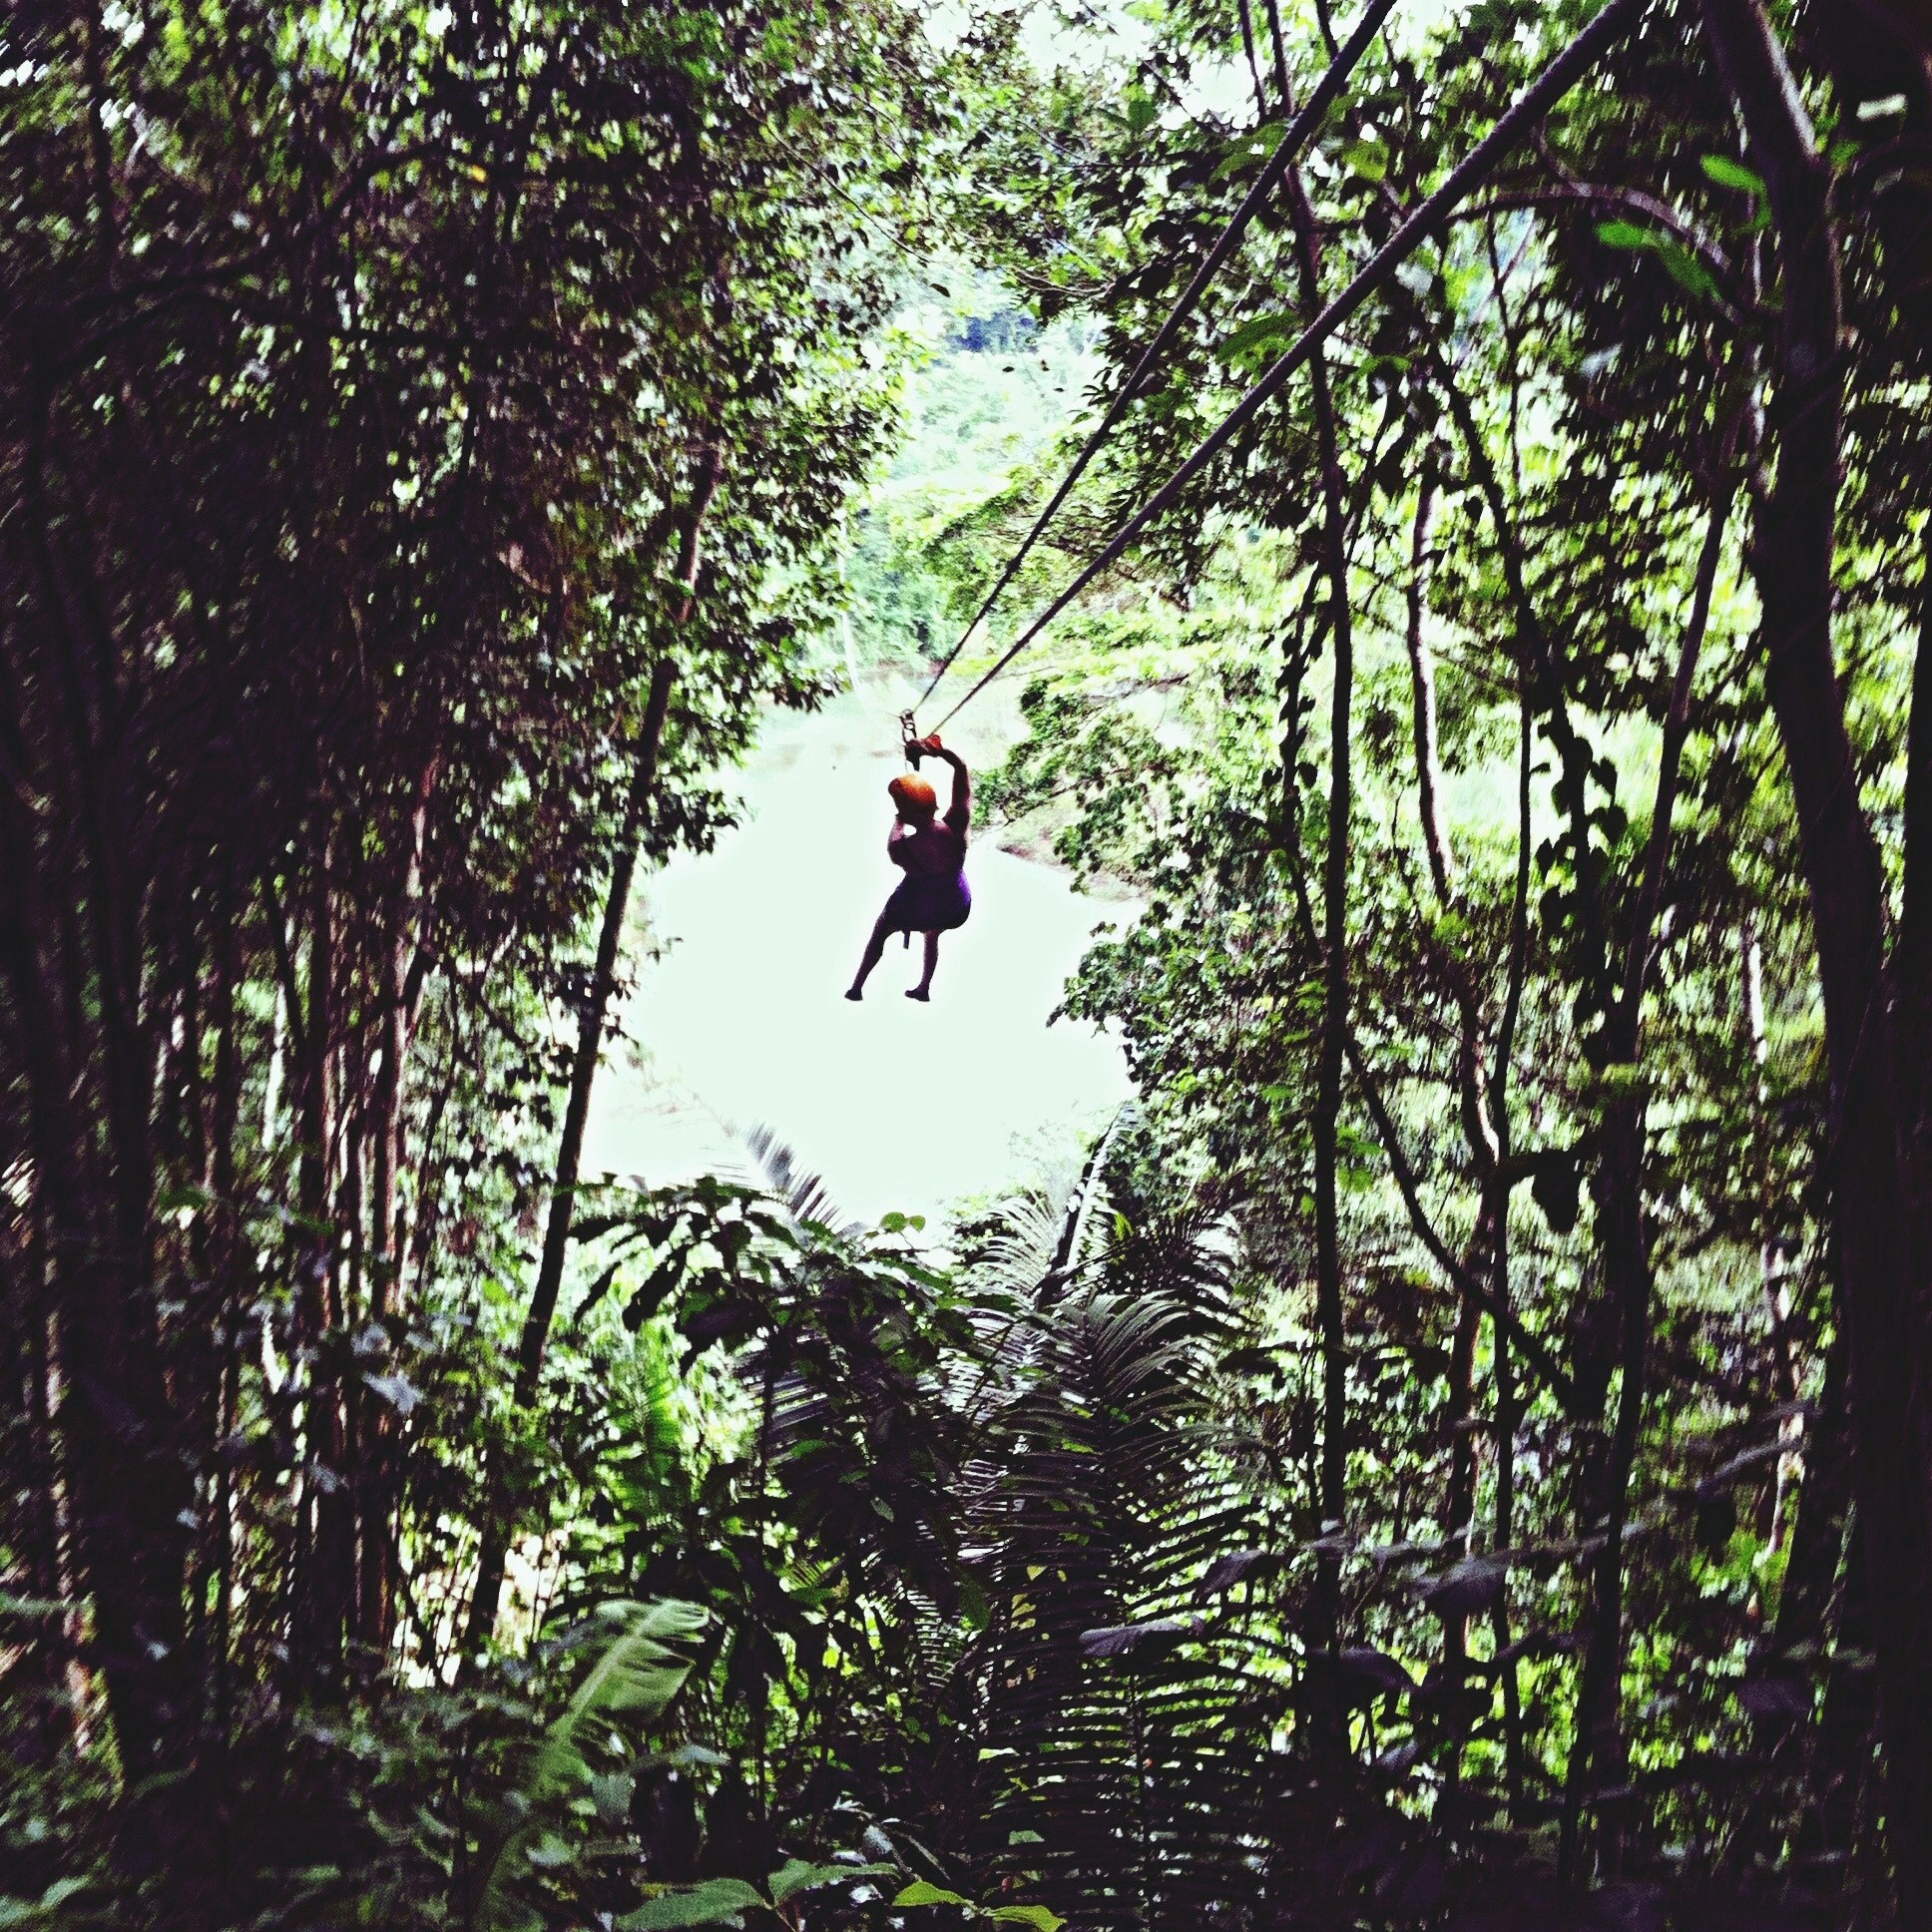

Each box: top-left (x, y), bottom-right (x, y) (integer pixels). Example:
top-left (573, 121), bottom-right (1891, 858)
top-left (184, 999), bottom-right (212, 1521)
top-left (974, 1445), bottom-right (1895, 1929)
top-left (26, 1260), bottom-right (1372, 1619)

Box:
top-left (882, 871), bottom-right (971, 935)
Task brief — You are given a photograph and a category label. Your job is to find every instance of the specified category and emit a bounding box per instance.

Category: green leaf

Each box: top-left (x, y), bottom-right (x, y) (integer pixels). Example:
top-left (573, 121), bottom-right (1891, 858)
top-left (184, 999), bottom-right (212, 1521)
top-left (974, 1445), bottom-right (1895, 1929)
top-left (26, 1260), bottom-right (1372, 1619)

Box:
top-left (894, 1880), bottom-right (975, 1908)
top-left (1699, 154), bottom-right (1763, 194)
top-left (476, 1600), bottom-right (708, 1929)
top-left (591, 1772), bottom-right (634, 1828)
top-left (1595, 222), bottom-right (1716, 300)
top-left (1596, 219), bottom-right (1653, 250)
top-left (993, 1911), bottom-right (1065, 1932)
top-left (1338, 136), bottom-right (1388, 182)
top-left (959, 1575), bottom-right (990, 1631)
top-left (564, 1599), bottom-right (708, 1725)
top-left (769, 1860), bottom-right (891, 1903)
top-left (1212, 121), bottom-right (1287, 178)
top-left (1218, 312), bottom-right (1300, 362)
top-left (618, 1880), bottom-right (765, 1930)
top-left (1656, 240), bottom-right (1717, 299)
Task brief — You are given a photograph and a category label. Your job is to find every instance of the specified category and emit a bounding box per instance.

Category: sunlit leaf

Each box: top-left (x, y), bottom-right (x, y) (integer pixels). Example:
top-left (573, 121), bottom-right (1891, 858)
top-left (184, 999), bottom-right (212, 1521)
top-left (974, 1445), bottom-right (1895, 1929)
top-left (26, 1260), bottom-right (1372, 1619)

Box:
top-left (618, 1880), bottom-right (765, 1930)
top-left (1597, 219), bottom-right (1655, 250)
top-left (894, 1880), bottom-right (975, 1908)
top-left (1218, 312), bottom-right (1300, 362)
top-left (1700, 154), bottom-right (1763, 193)
top-left (769, 1859), bottom-right (892, 1903)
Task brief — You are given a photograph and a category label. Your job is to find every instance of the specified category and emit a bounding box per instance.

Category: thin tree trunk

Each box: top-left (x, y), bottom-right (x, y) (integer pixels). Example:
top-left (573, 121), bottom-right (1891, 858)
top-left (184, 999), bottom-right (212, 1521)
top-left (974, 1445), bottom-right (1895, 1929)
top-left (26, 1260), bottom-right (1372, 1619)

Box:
top-left (1276, 152), bottom-right (1353, 1665)
top-left (295, 820), bottom-right (351, 1679)
top-left (1415, 465), bottom-right (1478, 1704)
top-left (0, 875), bottom-right (189, 1771)
top-left (1404, 478), bottom-right (1453, 903)
top-left (187, 910), bottom-right (241, 1732)
top-left (1486, 686), bottom-right (1536, 1810)
top-left (17, 387), bottom-right (190, 1773)
top-left (462, 661), bottom-right (678, 1659)
top-left (1488, 1269), bottom-right (1522, 1802)
top-left (2, 1206), bottom-right (68, 1764)
top-left (1260, 0), bottom-right (1292, 107)
top-left (1441, 1298), bottom-right (1479, 1578)
top-left (1235, 0), bottom-right (1268, 119)
top-left (1739, 921), bottom-right (1803, 1560)
top-left (1559, 473), bottom-right (1735, 1884)
top-left (370, 754), bottom-right (437, 1298)
top-left (297, 828), bottom-right (334, 1233)
top-left (1774, 1302), bottom-right (1849, 1662)
top-left (354, 756), bottom-right (437, 1648)
top-left (1560, 1087), bottom-right (1648, 1885)
top-left (464, 456), bottom-right (721, 1659)
top-left (1765, 1315), bottom-right (1869, 1867)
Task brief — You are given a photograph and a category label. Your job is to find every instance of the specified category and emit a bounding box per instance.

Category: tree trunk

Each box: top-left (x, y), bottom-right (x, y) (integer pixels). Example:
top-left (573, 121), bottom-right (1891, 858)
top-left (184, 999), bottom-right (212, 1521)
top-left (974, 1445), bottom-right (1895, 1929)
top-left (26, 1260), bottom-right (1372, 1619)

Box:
top-left (1, 1202), bottom-right (70, 1765)
top-left (1559, 454), bottom-right (1734, 1882)
top-left (0, 871), bottom-right (190, 1774)
top-left (354, 755), bottom-right (438, 1649)
top-left (462, 660), bottom-right (678, 1660)
top-left (1403, 478), bottom-right (1453, 903)
top-left (1699, 3), bottom-right (1932, 1915)
top-left (1560, 1084), bottom-right (1649, 1886)
top-left (296, 819), bottom-right (354, 1680)
top-left (464, 454), bottom-right (720, 1659)
top-left (1278, 156), bottom-right (1353, 1662)
top-left (1484, 619), bottom-right (1538, 1812)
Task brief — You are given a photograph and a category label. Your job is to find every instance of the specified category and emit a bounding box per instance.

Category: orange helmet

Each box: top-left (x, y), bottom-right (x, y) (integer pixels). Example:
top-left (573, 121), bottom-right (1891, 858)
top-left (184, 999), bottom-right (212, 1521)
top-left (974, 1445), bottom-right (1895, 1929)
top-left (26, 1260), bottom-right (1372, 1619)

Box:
top-left (889, 772), bottom-right (937, 818)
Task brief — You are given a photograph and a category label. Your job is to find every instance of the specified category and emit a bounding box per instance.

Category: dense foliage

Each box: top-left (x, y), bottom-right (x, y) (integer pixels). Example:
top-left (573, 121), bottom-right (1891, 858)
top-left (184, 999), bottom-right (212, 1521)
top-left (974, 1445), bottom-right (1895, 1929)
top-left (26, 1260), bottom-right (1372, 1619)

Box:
top-left (0, 0), bottom-right (954, 1915)
top-left (6, 0), bottom-right (1932, 1928)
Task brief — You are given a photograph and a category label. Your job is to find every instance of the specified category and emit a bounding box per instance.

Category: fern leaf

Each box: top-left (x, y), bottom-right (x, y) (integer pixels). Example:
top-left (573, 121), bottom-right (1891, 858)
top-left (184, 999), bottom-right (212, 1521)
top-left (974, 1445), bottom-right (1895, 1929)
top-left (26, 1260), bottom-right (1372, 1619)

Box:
top-left (475, 1599), bottom-right (708, 1931)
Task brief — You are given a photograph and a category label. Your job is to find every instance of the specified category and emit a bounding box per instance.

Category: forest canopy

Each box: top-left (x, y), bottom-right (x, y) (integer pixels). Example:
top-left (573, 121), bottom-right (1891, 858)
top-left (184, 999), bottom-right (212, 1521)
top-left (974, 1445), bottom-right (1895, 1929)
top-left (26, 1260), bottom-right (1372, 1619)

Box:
top-left (4, 0), bottom-right (1932, 1928)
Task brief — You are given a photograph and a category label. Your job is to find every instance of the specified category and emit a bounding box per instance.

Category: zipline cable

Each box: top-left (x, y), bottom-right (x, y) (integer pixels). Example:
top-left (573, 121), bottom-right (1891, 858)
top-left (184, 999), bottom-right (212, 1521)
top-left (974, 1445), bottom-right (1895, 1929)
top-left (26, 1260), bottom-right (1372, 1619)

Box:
top-left (911, 0), bottom-right (1399, 717)
top-left (925, 0), bottom-right (1640, 733)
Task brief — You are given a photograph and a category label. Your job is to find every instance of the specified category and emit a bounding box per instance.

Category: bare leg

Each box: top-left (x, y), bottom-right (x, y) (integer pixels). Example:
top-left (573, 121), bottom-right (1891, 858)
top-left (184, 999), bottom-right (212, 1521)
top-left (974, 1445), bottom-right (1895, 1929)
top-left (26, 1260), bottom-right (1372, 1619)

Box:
top-left (907, 930), bottom-right (940, 1001)
top-left (846, 913), bottom-right (893, 1000)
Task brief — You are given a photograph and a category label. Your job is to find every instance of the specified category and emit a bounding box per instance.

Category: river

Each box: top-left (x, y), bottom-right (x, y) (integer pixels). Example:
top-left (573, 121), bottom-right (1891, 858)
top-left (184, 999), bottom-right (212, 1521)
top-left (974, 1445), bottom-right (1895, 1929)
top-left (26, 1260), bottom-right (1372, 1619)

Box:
top-left (581, 684), bottom-right (1135, 1229)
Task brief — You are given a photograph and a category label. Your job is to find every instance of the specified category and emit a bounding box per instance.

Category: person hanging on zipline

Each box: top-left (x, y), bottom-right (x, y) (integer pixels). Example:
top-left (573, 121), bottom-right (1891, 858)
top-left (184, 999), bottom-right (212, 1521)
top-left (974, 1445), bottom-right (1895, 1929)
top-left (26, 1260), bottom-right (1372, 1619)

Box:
top-left (845, 733), bottom-right (972, 1003)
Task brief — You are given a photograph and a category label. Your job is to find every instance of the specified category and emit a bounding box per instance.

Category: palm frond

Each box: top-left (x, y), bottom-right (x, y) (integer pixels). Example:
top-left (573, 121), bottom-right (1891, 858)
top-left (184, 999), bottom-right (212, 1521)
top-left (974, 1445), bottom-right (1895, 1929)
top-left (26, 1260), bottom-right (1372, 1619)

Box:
top-left (966, 1269), bottom-right (1276, 1932)
top-left (736, 1122), bottom-right (863, 1238)
top-left (476, 1599), bottom-right (709, 1931)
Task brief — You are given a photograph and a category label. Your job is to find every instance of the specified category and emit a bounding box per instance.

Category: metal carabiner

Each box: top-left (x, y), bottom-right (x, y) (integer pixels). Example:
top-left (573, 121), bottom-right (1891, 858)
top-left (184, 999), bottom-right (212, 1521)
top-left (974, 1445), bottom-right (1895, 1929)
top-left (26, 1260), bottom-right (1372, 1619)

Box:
top-left (899, 710), bottom-right (920, 765)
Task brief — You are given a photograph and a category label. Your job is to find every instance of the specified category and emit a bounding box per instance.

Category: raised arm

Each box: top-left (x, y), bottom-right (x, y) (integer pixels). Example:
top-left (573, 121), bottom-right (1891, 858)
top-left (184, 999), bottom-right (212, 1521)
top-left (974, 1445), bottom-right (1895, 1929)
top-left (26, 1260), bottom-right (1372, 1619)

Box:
top-left (913, 734), bottom-right (971, 831)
